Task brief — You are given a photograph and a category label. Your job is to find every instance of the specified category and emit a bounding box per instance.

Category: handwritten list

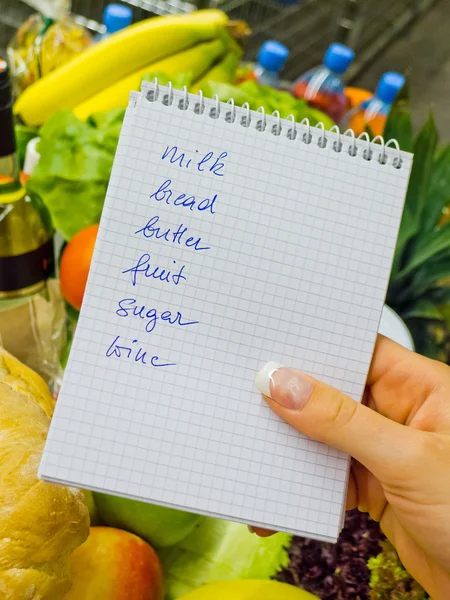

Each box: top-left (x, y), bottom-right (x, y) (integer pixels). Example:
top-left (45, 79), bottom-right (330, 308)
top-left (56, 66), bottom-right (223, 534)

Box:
top-left (108, 142), bottom-right (227, 368)
top-left (41, 84), bottom-right (413, 542)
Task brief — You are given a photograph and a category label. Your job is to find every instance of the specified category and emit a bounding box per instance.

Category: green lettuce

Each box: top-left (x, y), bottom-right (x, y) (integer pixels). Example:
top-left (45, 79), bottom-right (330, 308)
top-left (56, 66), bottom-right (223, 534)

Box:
top-left (28, 108), bottom-right (124, 240)
top-left (368, 541), bottom-right (429, 599)
top-left (159, 517), bottom-right (291, 599)
top-left (203, 80), bottom-right (335, 128)
top-left (142, 70), bottom-right (194, 89)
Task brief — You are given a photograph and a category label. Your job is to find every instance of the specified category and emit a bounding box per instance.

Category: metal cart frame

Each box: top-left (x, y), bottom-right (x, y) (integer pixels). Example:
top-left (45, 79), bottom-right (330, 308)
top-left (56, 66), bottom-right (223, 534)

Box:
top-left (0, 0), bottom-right (438, 81)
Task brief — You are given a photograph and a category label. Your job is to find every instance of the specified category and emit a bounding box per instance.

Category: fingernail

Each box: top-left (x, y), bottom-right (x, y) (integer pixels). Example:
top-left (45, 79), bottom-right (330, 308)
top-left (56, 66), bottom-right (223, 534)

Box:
top-left (255, 362), bottom-right (313, 410)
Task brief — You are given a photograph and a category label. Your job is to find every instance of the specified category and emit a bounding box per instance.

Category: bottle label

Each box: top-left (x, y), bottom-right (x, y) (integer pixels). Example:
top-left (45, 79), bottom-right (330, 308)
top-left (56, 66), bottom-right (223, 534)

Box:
top-left (0, 239), bottom-right (55, 294)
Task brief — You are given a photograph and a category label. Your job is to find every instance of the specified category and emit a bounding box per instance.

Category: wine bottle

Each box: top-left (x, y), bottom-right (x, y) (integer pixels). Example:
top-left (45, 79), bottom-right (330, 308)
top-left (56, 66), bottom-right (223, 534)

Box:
top-left (0, 59), bottom-right (65, 391)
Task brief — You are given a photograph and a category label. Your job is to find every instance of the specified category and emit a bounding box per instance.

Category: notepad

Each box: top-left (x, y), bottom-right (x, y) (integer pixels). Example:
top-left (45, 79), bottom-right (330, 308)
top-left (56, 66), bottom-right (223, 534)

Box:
top-left (40, 82), bottom-right (413, 542)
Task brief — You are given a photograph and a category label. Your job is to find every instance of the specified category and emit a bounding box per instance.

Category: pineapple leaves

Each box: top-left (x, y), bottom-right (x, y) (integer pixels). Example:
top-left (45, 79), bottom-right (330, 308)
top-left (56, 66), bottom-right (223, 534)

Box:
top-left (422, 144), bottom-right (450, 232)
top-left (406, 318), bottom-right (448, 362)
top-left (390, 114), bottom-right (439, 279)
top-left (390, 207), bottom-right (418, 280)
top-left (427, 286), bottom-right (450, 306)
top-left (407, 255), bottom-right (450, 297)
top-left (383, 98), bottom-right (413, 153)
top-left (386, 88), bottom-right (450, 363)
top-left (406, 113), bottom-right (438, 225)
top-left (403, 299), bottom-right (446, 321)
top-left (395, 222), bottom-right (450, 280)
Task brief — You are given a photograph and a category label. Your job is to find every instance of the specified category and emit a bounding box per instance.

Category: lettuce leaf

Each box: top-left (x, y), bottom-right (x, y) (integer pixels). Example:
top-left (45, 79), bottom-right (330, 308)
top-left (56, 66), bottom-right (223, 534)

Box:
top-left (142, 70), bottom-right (194, 89)
top-left (28, 109), bottom-right (124, 240)
top-left (368, 541), bottom-right (429, 600)
top-left (203, 80), bottom-right (335, 128)
top-left (159, 517), bottom-right (291, 600)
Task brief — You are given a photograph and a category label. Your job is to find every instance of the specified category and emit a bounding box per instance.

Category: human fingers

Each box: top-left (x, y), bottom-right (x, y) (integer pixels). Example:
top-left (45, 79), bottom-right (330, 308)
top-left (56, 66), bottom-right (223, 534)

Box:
top-left (255, 362), bottom-right (415, 480)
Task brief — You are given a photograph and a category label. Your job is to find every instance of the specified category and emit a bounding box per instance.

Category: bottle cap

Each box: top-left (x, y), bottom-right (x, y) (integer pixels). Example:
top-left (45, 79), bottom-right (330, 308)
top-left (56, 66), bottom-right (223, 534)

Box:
top-left (103, 4), bottom-right (133, 33)
top-left (257, 41), bottom-right (289, 73)
top-left (324, 43), bottom-right (355, 74)
top-left (376, 72), bottom-right (406, 104)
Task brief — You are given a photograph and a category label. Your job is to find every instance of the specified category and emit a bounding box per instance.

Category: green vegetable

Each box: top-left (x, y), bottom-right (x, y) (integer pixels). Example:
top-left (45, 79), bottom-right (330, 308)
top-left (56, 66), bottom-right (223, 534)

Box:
top-left (142, 70), bottom-right (194, 89)
top-left (368, 541), bottom-right (429, 599)
top-left (28, 109), bottom-right (124, 240)
top-left (203, 80), bottom-right (334, 128)
top-left (159, 517), bottom-right (291, 599)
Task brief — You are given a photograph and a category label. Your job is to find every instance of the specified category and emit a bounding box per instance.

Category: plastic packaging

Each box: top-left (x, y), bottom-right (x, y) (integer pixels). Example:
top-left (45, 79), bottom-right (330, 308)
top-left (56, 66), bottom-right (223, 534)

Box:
top-left (7, 0), bottom-right (92, 96)
top-left (22, 137), bottom-right (40, 184)
top-left (253, 40), bottom-right (289, 89)
top-left (95, 4), bottom-right (133, 43)
top-left (292, 43), bottom-right (354, 123)
top-left (342, 72), bottom-right (405, 135)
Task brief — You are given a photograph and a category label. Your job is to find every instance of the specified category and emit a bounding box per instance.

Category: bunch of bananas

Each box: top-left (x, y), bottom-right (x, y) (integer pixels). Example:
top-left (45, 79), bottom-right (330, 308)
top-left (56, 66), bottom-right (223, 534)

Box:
top-left (14, 10), bottom-right (245, 126)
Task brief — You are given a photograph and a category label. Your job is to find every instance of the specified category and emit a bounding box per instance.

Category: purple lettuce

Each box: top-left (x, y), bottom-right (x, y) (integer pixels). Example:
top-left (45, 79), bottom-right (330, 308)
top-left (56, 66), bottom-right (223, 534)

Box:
top-left (276, 510), bottom-right (383, 600)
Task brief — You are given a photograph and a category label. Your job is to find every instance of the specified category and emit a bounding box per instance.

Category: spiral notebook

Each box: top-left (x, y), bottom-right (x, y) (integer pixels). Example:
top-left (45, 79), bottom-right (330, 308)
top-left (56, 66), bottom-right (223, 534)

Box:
top-left (40, 81), bottom-right (413, 542)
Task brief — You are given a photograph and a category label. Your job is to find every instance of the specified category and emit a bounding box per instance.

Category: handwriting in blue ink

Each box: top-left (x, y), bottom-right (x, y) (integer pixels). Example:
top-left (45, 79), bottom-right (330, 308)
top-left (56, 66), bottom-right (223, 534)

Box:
top-left (135, 215), bottom-right (210, 252)
top-left (116, 297), bottom-right (199, 334)
top-left (161, 145), bottom-right (227, 177)
top-left (150, 179), bottom-right (217, 214)
top-left (106, 335), bottom-right (176, 367)
top-left (122, 254), bottom-right (186, 287)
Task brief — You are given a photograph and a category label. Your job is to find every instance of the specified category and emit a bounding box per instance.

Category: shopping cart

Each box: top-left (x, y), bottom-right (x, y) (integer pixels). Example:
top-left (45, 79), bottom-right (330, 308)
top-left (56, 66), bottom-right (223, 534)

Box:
top-left (0, 0), bottom-right (438, 81)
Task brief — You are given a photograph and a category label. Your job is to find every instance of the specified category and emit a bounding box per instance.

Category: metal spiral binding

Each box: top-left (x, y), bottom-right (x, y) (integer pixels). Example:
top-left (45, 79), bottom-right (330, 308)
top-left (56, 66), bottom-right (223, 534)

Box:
top-left (144, 78), bottom-right (403, 169)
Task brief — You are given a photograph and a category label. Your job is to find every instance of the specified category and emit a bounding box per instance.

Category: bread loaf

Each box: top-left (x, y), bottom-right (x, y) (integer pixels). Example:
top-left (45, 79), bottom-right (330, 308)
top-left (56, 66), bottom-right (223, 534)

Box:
top-left (0, 347), bottom-right (89, 599)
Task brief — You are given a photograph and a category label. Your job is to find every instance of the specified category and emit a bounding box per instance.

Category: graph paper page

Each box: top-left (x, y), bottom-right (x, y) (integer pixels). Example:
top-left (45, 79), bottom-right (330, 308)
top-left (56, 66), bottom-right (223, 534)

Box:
top-left (40, 84), bottom-right (413, 542)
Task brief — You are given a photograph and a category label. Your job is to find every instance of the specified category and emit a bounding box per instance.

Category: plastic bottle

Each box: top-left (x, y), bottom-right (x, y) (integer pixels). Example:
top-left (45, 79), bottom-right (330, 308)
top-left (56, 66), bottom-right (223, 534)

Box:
top-left (343, 72), bottom-right (405, 136)
top-left (95, 4), bottom-right (133, 42)
top-left (253, 41), bottom-right (289, 89)
top-left (0, 61), bottom-right (65, 392)
top-left (292, 43), bottom-right (355, 123)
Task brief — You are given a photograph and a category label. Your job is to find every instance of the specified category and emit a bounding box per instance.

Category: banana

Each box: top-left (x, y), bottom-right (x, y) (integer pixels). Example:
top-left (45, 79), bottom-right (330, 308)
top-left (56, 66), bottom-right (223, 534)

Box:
top-left (191, 51), bottom-right (241, 94)
top-left (15, 10), bottom-right (228, 126)
top-left (218, 27), bottom-right (244, 59)
top-left (74, 37), bottom-right (227, 120)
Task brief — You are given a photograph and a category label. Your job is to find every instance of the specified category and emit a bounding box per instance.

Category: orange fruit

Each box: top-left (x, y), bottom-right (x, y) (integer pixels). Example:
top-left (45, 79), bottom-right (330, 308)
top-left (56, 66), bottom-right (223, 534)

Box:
top-left (60, 224), bottom-right (99, 311)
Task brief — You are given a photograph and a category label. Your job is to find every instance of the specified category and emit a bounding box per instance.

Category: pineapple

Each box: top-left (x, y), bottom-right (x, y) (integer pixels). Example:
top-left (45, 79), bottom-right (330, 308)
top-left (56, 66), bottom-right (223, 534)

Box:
top-left (384, 90), bottom-right (450, 363)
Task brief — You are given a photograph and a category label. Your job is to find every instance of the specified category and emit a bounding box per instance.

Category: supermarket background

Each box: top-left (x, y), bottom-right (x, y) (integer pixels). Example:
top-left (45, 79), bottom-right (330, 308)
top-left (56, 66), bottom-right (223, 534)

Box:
top-left (1, 1), bottom-right (450, 599)
top-left (2, 0), bottom-right (450, 139)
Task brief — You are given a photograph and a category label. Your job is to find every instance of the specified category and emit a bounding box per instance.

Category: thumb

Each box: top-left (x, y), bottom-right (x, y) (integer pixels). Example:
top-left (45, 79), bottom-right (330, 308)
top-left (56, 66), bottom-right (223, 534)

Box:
top-left (255, 362), bottom-right (412, 477)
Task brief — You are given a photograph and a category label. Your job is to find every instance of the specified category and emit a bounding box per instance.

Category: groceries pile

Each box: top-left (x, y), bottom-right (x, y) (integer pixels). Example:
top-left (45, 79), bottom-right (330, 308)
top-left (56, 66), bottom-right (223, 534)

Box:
top-left (0, 344), bottom-right (302, 600)
top-left (1, 3), bottom-right (449, 600)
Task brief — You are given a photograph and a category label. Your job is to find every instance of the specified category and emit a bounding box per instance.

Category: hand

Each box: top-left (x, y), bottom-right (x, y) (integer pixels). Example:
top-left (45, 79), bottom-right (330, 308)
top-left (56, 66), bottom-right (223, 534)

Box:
top-left (254, 334), bottom-right (450, 600)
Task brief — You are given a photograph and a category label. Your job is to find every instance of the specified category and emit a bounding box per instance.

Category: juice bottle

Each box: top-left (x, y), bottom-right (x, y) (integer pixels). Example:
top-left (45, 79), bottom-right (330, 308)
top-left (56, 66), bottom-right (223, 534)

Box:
top-left (344, 72), bottom-right (405, 136)
top-left (253, 40), bottom-right (290, 89)
top-left (292, 43), bottom-right (355, 123)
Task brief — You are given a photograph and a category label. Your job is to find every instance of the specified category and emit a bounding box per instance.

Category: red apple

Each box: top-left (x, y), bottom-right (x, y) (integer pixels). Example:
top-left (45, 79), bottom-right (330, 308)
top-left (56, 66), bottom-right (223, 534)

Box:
top-left (65, 526), bottom-right (164, 600)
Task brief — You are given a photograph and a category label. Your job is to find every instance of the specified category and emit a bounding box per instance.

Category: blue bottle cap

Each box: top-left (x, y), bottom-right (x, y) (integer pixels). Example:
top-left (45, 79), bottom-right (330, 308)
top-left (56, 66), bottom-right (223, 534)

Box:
top-left (376, 72), bottom-right (406, 104)
top-left (257, 41), bottom-right (290, 73)
top-left (323, 43), bottom-right (355, 74)
top-left (103, 4), bottom-right (133, 33)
